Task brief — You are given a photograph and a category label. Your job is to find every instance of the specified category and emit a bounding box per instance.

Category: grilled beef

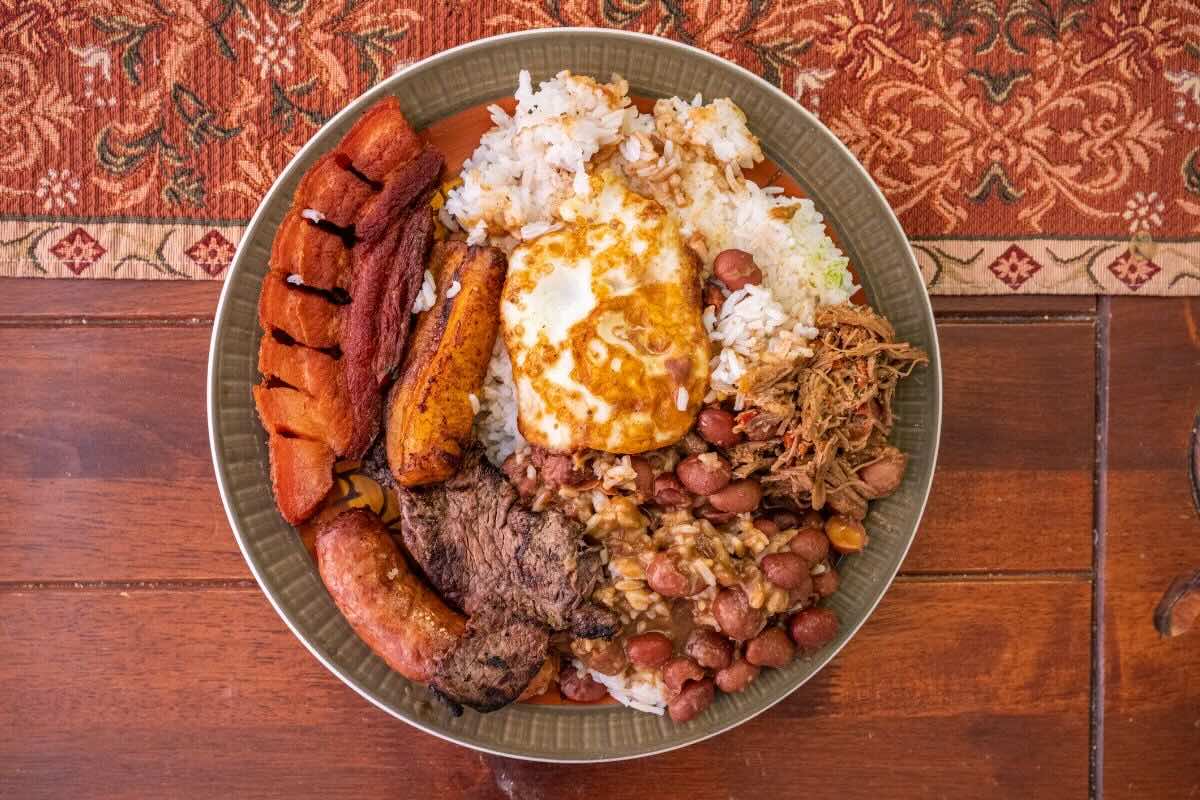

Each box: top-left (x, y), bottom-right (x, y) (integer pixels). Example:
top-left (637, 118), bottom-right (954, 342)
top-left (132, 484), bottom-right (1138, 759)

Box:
top-left (430, 608), bottom-right (550, 713)
top-left (397, 447), bottom-right (618, 639)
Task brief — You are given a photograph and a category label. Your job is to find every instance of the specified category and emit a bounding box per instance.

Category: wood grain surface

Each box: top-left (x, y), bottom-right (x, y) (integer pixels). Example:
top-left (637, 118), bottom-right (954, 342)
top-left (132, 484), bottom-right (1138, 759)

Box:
top-left (1102, 299), bottom-right (1200, 800)
top-left (904, 321), bottom-right (1095, 574)
top-left (0, 326), bottom-right (248, 581)
top-left (0, 319), bottom-right (1092, 581)
top-left (0, 279), bottom-right (222, 321)
top-left (0, 283), bottom-right (1196, 799)
top-left (0, 580), bottom-right (1089, 800)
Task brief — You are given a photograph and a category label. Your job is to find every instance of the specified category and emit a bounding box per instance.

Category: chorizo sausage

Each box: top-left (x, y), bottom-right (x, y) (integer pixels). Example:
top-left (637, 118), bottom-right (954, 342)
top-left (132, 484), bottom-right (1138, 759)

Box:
top-left (315, 508), bottom-right (465, 683)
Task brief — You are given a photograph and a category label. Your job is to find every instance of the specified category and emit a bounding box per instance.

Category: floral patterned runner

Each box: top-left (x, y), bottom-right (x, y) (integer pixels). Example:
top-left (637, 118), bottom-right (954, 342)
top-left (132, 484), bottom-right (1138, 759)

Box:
top-left (3, 0), bottom-right (1199, 293)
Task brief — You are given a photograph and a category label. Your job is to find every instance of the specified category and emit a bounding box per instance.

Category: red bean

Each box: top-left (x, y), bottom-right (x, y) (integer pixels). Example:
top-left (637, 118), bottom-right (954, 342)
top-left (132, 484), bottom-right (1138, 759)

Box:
top-left (696, 407), bottom-right (742, 448)
top-left (771, 510), bottom-right (802, 529)
top-left (715, 659), bottom-right (760, 693)
top-left (745, 627), bottom-right (796, 668)
top-left (580, 638), bottom-right (628, 675)
top-left (812, 562), bottom-right (840, 598)
top-left (699, 505), bottom-right (738, 524)
top-left (559, 667), bottom-right (609, 703)
top-left (788, 607), bottom-right (840, 651)
top-left (668, 678), bottom-right (715, 722)
top-left (645, 552), bottom-right (697, 598)
top-left (753, 517), bottom-right (780, 535)
top-left (629, 456), bottom-right (655, 498)
top-left (712, 587), bottom-right (766, 641)
top-left (789, 586), bottom-right (813, 610)
top-left (761, 552), bottom-right (810, 591)
top-left (713, 249), bottom-right (763, 290)
top-left (859, 446), bottom-right (907, 498)
top-left (676, 453), bottom-right (732, 495)
top-left (685, 627), bottom-right (734, 670)
top-left (708, 479), bottom-right (763, 513)
top-left (653, 474), bottom-right (691, 507)
top-left (662, 657), bottom-right (705, 698)
top-left (626, 631), bottom-right (673, 668)
top-left (536, 452), bottom-right (588, 487)
top-left (788, 528), bottom-right (831, 565)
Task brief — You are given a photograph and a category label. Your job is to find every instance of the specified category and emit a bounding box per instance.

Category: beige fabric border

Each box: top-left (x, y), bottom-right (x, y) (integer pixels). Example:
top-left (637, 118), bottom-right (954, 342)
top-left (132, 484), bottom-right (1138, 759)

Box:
top-left (4, 218), bottom-right (1199, 294)
top-left (0, 220), bottom-right (244, 280)
top-left (913, 237), bottom-right (1200, 295)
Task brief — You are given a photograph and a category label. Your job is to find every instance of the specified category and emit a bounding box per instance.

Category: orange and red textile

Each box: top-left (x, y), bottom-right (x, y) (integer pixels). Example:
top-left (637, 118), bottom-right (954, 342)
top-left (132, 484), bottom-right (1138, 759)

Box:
top-left (2, 0), bottom-right (1198, 293)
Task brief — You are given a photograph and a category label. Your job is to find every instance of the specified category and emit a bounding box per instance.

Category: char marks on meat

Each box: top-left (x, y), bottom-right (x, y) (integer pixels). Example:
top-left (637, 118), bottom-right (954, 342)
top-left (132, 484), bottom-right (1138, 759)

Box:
top-left (399, 447), bottom-right (618, 638)
top-left (430, 608), bottom-right (550, 714)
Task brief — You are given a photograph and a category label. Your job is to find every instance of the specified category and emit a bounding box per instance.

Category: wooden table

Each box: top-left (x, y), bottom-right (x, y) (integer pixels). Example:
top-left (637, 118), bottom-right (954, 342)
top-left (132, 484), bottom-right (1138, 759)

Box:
top-left (1, 281), bottom-right (1196, 799)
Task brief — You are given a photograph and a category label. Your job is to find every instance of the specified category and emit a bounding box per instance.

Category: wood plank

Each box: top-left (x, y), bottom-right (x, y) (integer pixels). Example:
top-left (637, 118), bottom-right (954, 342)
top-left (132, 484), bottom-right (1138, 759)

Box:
top-left (1103, 298), bottom-right (1200, 799)
top-left (0, 326), bottom-right (246, 580)
top-left (904, 322), bottom-right (1095, 573)
top-left (0, 479), bottom-right (247, 582)
top-left (932, 295), bottom-right (1096, 318)
top-left (0, 327), bottom-right (213, 480)
top-left (0, 280), bottom-right (1096, 322)
top-left (0, 579), bottom-right (1091, 799)
top-left (0, 320), bottom-right (1094, 581)
top-left (0, 279), bottom-right (222, 320)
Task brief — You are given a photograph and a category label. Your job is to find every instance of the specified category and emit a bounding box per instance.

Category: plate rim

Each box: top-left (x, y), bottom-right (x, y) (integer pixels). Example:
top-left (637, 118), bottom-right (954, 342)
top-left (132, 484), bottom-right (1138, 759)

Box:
top-left (207, 26), bottom-right (943, 763)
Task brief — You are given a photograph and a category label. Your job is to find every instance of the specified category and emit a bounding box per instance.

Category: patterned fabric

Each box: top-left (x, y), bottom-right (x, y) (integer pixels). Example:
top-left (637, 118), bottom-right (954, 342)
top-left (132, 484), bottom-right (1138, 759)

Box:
top-left (2, 0), bottom-right (1198, 293)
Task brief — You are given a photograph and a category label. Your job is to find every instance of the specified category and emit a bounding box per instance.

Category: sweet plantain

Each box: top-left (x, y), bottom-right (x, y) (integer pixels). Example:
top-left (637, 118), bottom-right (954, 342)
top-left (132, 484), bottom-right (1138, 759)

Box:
top-left (387, 242), bottom-right (507, 486)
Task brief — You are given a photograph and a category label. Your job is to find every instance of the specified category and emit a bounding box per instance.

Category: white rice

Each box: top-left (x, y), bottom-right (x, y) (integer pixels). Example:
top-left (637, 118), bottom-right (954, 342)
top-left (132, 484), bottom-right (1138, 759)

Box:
top-left (412, 270), bottom-right (436, 313)
top-left (707, 284), bottom-right (818, 398)
top-left (444, 70), bottom-right (638, 251)
top-left (655, 95), bottom-right (762, 167)
top-left (581, 661), bottom-right (667, 715)
top-left (456, 70), bottom-right (857, 466)
top-left (474, 336), bottom-right (526, 465)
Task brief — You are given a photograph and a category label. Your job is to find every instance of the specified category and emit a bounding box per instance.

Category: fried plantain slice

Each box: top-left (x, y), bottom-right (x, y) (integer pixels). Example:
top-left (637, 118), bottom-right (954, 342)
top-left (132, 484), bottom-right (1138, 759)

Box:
top-left (386, 242), bottom-right (507, 487)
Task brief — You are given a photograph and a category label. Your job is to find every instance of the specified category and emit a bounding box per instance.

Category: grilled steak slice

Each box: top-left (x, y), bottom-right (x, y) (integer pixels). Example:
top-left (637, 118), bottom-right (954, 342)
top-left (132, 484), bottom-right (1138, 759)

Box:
top-left (431, 608), bottom-right (550, 714)
top-left (398, 447), bottom-right (618, 639)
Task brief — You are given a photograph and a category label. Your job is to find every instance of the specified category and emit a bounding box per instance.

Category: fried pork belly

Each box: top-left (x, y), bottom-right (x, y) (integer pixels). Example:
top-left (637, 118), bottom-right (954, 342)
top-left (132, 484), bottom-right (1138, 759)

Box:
top-left (253, 97), bottom-right (443, 524)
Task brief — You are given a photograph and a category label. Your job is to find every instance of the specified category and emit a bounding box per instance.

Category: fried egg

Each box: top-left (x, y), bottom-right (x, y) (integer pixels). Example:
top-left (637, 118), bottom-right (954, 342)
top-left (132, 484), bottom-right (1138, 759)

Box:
top-left (500, 171), bottom-right (709, 453)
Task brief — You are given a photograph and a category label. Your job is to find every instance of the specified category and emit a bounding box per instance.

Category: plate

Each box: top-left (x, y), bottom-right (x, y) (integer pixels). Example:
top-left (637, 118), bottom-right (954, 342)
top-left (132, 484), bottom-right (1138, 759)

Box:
top-left (208, 28), bottom-right (942, 762)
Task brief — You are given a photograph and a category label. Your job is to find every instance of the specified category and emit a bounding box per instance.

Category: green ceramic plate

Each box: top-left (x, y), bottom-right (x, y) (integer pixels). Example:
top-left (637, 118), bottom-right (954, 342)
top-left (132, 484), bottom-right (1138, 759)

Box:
top-left (208, 29), bottom-right (942, 762)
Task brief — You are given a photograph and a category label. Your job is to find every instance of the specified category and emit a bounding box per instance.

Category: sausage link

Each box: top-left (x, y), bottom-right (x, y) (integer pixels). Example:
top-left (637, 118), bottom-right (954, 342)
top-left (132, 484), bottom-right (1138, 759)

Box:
top-left (316, 509), bottom-right (465, 684)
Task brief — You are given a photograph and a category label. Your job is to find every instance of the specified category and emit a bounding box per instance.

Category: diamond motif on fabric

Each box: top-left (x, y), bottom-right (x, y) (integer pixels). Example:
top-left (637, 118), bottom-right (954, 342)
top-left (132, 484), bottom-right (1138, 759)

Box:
top-left (48, 227), bottom-right (106, 276)
top-left (1107, 250), bottom-right (1160, 291)
top-left (185, 229), bottom-right (236, 277)
top-left (987, 244), bottom-right (1042, 290)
